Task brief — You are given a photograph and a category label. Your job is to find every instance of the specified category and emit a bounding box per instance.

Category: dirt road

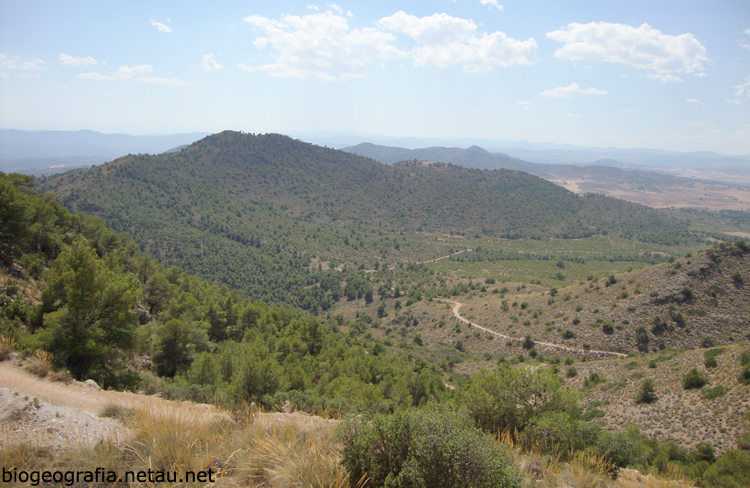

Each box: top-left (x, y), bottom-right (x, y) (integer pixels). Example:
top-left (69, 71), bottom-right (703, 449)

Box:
top-left (439, 299), bottom-right (625, 359)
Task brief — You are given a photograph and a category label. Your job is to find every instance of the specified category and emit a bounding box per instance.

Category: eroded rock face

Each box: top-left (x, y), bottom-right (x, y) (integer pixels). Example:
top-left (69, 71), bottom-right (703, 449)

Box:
top-left (83, 379), bottom-right (101, 390)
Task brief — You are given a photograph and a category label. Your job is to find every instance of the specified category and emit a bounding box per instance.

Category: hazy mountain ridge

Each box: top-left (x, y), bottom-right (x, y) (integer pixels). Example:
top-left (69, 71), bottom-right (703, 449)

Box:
top-left (0, 129), bottom-right (208, 172)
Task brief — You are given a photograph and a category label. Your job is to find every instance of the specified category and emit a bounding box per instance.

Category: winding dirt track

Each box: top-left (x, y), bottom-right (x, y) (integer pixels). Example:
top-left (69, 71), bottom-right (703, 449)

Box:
top-left (438, 299), bottom-right (625, 358)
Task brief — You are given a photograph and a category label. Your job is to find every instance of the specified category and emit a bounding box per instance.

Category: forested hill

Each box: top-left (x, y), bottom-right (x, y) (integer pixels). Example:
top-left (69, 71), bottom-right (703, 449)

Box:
top-left (38, 131), bottom-right (694, 306)
top-left (344, 141), bottom-right (546, 175)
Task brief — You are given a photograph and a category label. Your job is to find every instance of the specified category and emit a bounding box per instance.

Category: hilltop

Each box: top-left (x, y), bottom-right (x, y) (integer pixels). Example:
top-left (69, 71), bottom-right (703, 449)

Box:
top-left (38, 131), bottom-right (703, 307)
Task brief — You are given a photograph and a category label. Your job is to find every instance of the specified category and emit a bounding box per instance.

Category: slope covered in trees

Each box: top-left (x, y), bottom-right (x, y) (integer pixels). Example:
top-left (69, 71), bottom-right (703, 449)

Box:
top-left (3, 172), bottom-right (749, 487)
top-left (37, 132), bottom-right (699, 308)
top-left (1, 171), bottom-right (449, 411)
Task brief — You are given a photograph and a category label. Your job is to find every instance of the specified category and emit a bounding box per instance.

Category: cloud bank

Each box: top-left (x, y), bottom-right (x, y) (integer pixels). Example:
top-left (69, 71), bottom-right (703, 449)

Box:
top-left (547, 22), bottom-right (706, 82)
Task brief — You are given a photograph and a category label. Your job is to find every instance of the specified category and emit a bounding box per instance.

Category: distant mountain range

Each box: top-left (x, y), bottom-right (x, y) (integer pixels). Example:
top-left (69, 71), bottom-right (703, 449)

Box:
top-left (292, 131), bottom-right (750, 173)
top-left (0, 129), bottom-right (208, 173)
top-left (343, 142), bottom-right (700, 191)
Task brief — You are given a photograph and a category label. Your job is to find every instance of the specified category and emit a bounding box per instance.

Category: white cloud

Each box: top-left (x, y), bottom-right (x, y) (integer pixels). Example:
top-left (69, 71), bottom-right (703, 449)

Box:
top-left (327, 4), bottom-right (343, 14)
top-left (479, 0), bottom-right (503, 11)
top-left (379, 11), bottom-right (537, 72)
top-left (307, 5), bottom-right (319, 10)
top-left (742, 29), bottom-right (750, 50)
top-left (686, 98), bottom-right (703, 104)
top-left (547, 22), bottom-right (706, 81)
top-left (565, 113), bottom-right (581, 117)
top-left (646, 73), bottom-right (682, 83)
top-left (151, 20), bottom-right (172, 33)
top-left (539, 82), bottom-right (607, 98)
top-left (0, 53), bottom-right (46, 70)
top-left (734, 75), bottom-right (750, 96)
top-left (726, 99), bottom-right (742, 105)
top-left (59, 53), bottom-right (97, 67)
top-left (0, 72), bottom-right (7, 78)
top-left (621, 109), bottom-right (637, 112)
top-left (517, 101), bottom-right (534, 110)
top-left (78, 64), bottom-right (151, 80)
top-left (78, 63), bottom-right (186, 86)
top-left (688, 122), bottom-right (710, 127)
top-left (202, 53), bottom-right (223, 71)
top-left (243, 11), bottom-right (405, 80)
top-left (136, 77), bottom-right (187, 86)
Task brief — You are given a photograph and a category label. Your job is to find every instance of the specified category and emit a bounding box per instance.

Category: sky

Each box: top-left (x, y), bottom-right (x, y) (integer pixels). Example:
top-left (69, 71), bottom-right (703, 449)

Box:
top-left (1, 0), bottom-right (749, 154)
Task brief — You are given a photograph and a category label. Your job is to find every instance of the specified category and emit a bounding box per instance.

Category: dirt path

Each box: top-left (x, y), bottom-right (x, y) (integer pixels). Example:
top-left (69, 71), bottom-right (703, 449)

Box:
top-left (0, 360), bottom-right (174, 415)
top-left (366, 249), bottom-right (474, 273)
top-left (438, 299), bottom-right (625, 359)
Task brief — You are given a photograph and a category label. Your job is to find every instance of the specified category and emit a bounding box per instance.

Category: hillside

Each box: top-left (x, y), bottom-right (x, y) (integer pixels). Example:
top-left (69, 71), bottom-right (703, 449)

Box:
top-left (376, 242), bottom-right (750, 363)
top-left (347, 143), bottom-right (750, 212)
top-left (37, 131), bottom-right (700, 307)
top-left (3, 166), bottom-right (750, 487)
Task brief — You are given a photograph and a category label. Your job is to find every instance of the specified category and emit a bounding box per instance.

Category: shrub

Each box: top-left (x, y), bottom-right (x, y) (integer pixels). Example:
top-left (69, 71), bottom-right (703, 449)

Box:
top-left (702, 449), bottom-right (750, 488)
top-left (701, 385), bottom-right (726, 400)
top-left (689, 442), bottom-right (716, 464)
top-left (337, 407), bottom-right (522, 488)
top-left (732, 270), bottom-right (744, 285)
top-left (683, 368), bottom-right (708, 390)
top-left (566, 366), bottom-right (578, 378)
top-left (522, 335), bottom-right (534, 350)
top-left (739, 365), bottom-right (750, 385)
top-left (635, 326), bottom-right (649, 347)
top-left (584, 372), bottom-right (605, 388)
top-left (602, 321), bottom-right (614, 335)
top-left (635, 379), bottom-right (657, 404)
top-left (648, 360), bottom-right (657, 369)
top-left (0, 335), bottom-right (17, 361)
top-left (463, 365), bottom-right (579, 433)
top-left (581, 409), bottom-right (605, 421)
top-left (24, 349), bottom-right (53, 378)
top-left (562, 329), bottom-right (576, 339)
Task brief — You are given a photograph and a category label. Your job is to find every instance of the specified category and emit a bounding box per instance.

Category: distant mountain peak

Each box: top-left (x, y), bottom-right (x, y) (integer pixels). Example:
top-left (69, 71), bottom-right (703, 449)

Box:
top-left (466, 145), bottom-right (489, 154)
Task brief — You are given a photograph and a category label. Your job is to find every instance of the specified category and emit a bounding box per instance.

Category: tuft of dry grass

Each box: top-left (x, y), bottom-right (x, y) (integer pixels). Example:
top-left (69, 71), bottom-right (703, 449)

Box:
top-left (99, 401), bottom-right (136, 421)
top-left (23, 349), bottom-right (53, 378)
top-left (233, 415), bottom-right (350, 488)
top-left (122, 405), bottom-right (233, 478)
top-left (0, 335), bottom-right (17, 361)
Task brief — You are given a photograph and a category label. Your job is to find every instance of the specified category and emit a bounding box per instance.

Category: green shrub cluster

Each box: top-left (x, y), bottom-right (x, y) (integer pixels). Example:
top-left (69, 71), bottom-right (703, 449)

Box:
top-left (338, 407), bottom-right (521, 488)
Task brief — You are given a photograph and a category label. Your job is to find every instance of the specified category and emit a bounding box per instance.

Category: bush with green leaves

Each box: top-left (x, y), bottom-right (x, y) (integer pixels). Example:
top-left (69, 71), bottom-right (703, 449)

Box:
top-left (635, 378), bottom-right (657, 404)
top-left (337, 407), bottom-right (521, 488)
top-left (683, 368), bottom-right (709, 390)
top-left (462, 364), bottom-right (579, 433)
top-left (701, 449), bottom-right (750, 488)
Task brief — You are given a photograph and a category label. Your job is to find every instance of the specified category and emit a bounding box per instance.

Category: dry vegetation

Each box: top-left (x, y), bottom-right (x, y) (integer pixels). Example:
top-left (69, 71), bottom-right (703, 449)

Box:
top-left (569, 345), bottom-right (750, 454)
top-left (0, 360), bottom-right (698, 488)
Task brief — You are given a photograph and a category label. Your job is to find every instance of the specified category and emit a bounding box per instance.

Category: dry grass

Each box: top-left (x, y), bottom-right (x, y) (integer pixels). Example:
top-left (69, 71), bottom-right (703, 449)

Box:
top-left (23, 349), bottom-right (53, 378)
top-left (0, 335), bottom-right (17, 361)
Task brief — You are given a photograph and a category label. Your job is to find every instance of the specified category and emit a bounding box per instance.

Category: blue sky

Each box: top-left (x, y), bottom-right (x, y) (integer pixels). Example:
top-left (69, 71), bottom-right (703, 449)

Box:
top-left (1, 0), bottom-right (749, 153)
